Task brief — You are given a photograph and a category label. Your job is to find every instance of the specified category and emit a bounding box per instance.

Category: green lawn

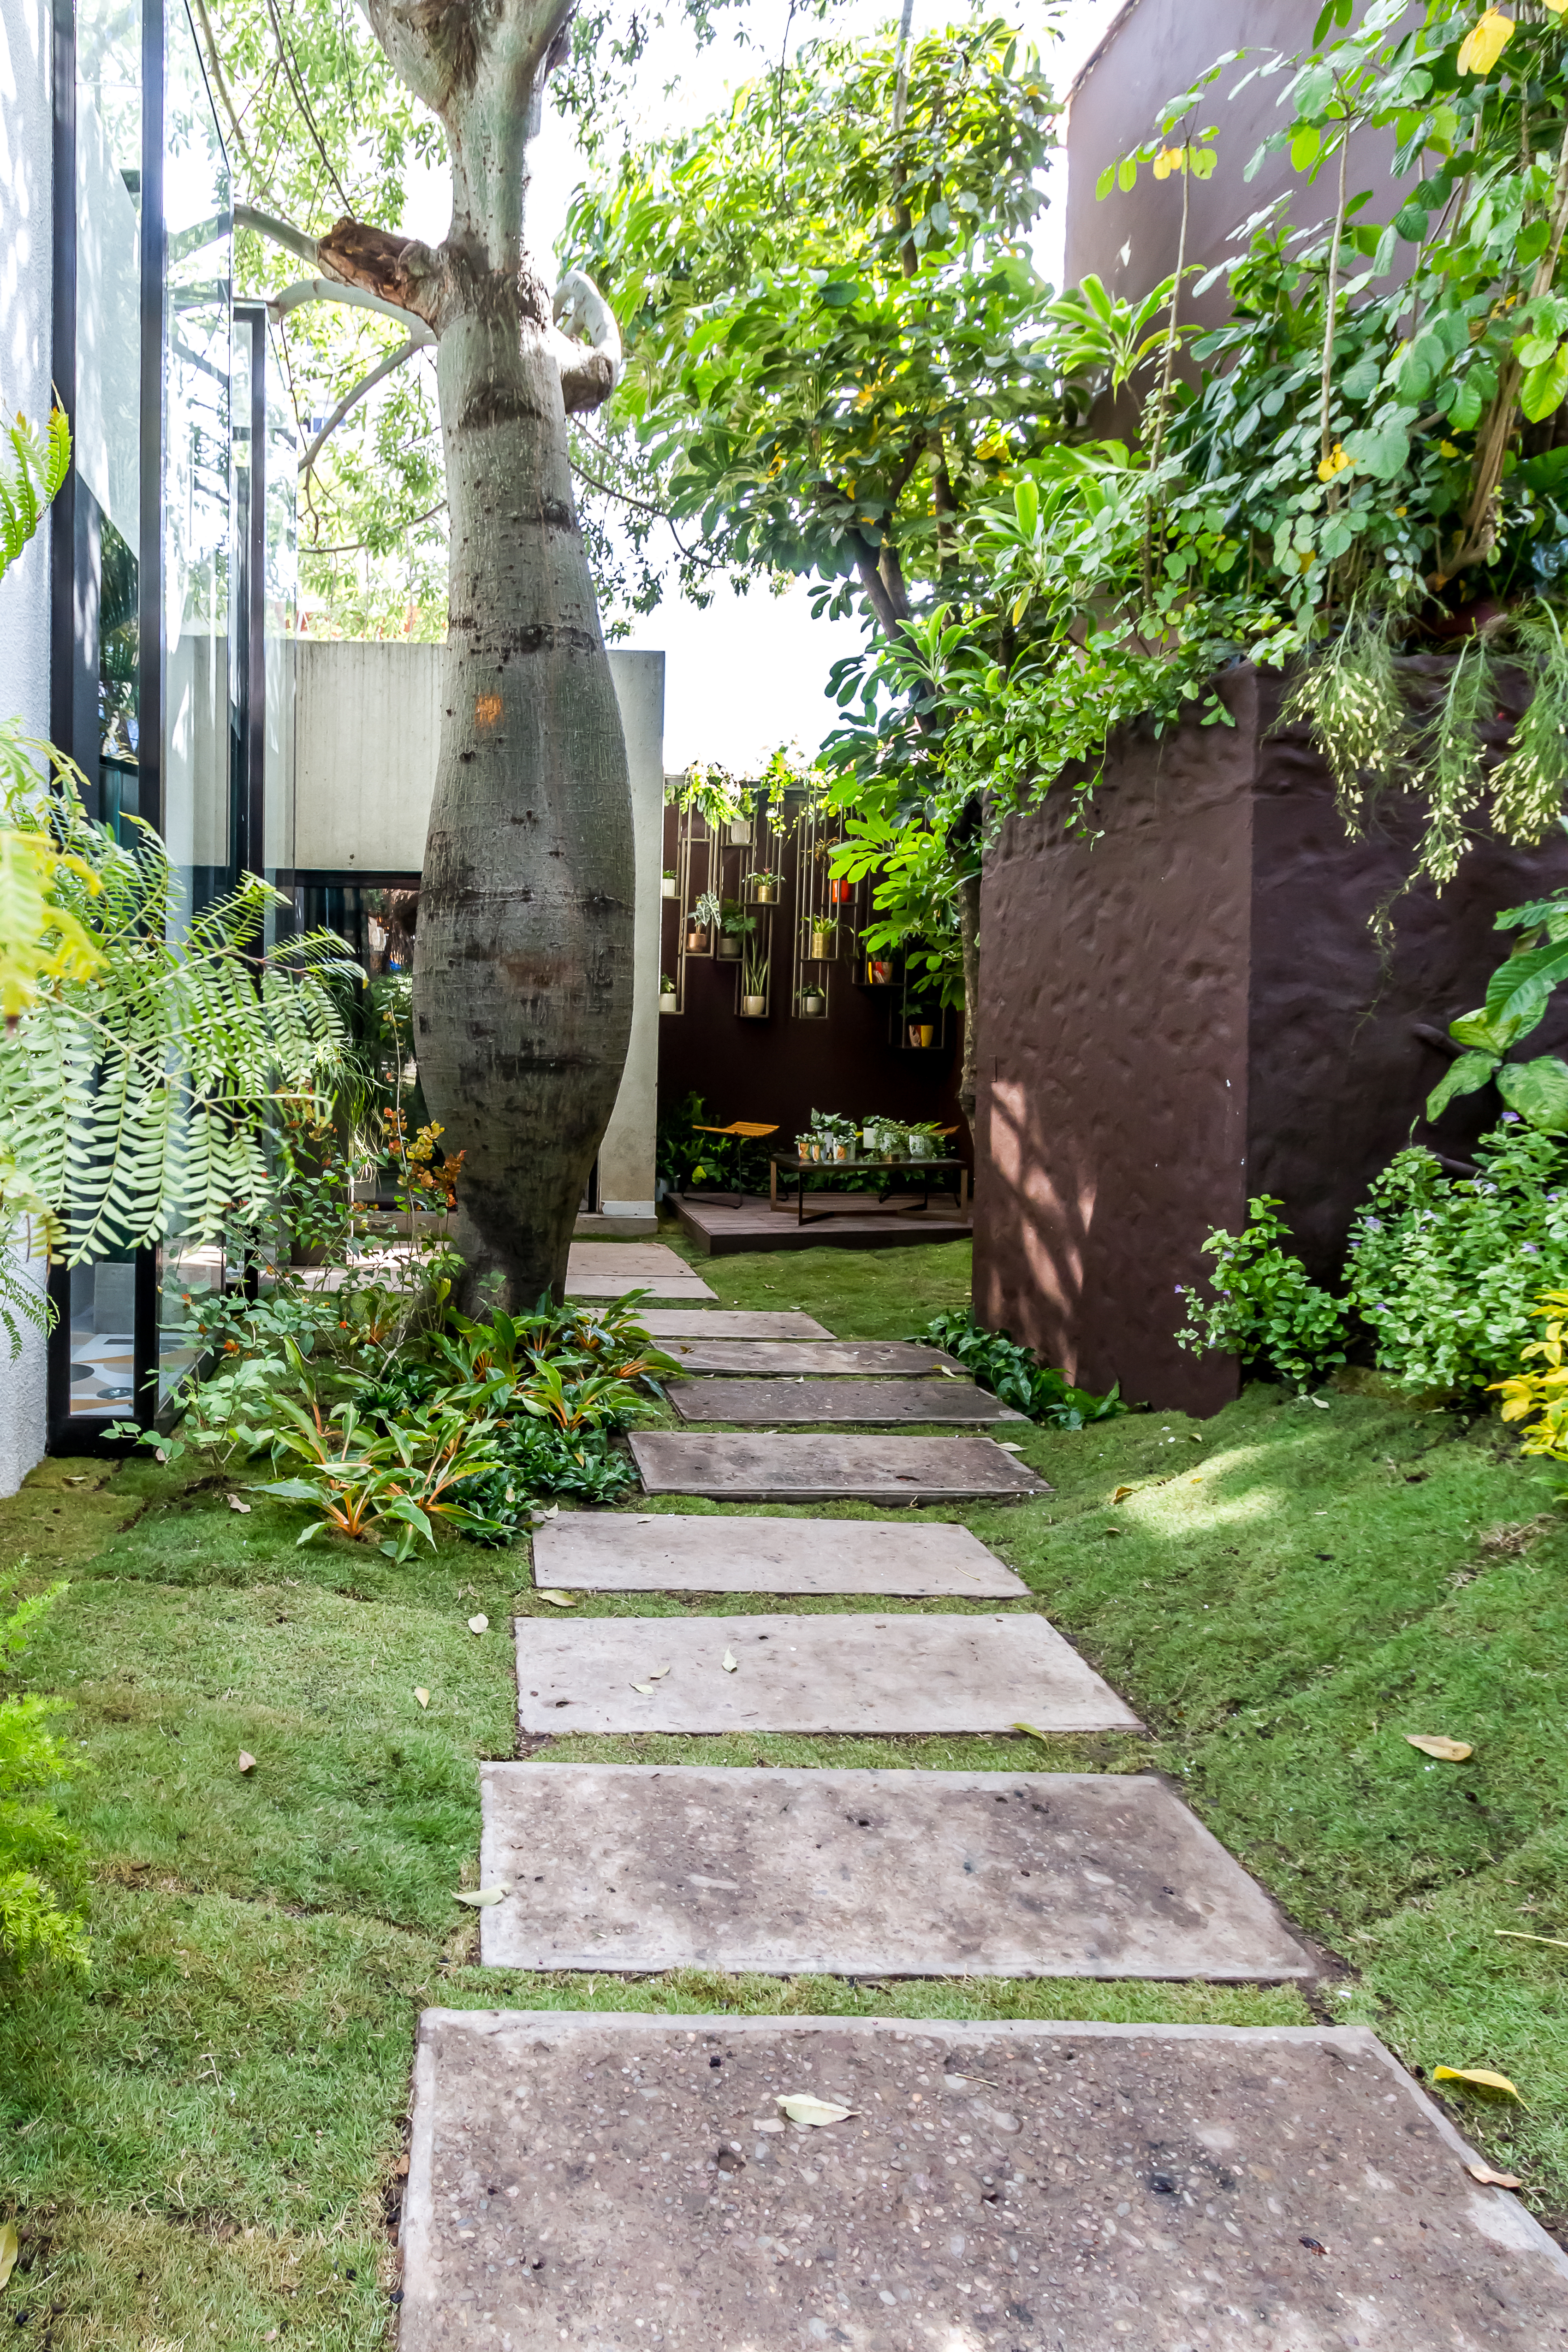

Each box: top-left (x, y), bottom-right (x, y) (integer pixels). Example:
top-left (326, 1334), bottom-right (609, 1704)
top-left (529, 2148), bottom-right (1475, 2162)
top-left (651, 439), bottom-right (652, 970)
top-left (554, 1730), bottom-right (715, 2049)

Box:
top-left (2, 1230), bottom-right (1565, 2343)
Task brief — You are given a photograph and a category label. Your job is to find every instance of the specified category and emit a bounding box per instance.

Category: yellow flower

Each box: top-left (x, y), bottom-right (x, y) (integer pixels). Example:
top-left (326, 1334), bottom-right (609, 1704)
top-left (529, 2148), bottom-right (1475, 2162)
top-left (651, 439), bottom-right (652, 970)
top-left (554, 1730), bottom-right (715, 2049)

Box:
top-left (1317, 442), bottom-right (1355, 482)
top-left (1440, 440), bottom-right (1459, 457)
top-left (1151, 144), bottom-right (1187, 180)
top-left (1395, 505), bottom-right (1408, 516)
top-left (1457, 7), bottom-right (1515, 75)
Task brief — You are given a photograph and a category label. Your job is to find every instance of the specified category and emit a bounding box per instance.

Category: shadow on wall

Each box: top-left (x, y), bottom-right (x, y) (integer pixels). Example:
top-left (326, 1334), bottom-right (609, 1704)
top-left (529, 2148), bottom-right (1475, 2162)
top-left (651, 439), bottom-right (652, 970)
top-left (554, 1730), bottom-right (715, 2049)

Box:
top-left (973, 662), bottom-right (1568, 1415)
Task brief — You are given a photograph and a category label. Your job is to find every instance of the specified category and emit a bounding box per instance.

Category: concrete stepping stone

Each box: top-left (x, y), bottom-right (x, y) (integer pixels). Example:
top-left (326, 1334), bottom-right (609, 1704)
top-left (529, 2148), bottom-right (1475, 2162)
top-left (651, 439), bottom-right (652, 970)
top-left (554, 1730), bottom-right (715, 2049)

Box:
top-left (566, 1241), bottom-right (717, 1301)
top-left (400, 2012), bottom-right (1568, 2352)
top-left (477, 1764), bottom-right (1310, 1979)
top-left (668, 1377), bottom-right (1025, 1426)
top-left (515, 1613), bottom-right (1138, 1734)
top-left (630, 1431), bottom-right (1048, 1502)
top-left (532, 1515), bottom-right (1029, 1597)
top-left (637, 1309), bottom-right (832, 1339)
top-left (661, 1338), bottom-right (962, 1376)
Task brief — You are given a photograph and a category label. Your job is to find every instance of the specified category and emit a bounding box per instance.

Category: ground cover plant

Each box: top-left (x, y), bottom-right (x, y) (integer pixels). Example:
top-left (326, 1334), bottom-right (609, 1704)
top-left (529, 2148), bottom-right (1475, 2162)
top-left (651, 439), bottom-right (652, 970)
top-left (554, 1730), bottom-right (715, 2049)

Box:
top-left (1, 1231), bottom-right (1566, 2341)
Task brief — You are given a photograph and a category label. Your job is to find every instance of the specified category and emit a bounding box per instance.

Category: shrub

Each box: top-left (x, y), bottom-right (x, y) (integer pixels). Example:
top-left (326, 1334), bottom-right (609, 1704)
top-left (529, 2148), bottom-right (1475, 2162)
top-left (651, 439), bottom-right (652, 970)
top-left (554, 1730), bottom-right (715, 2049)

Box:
top-left (909, 1309), bottom-right (1124, 1427)
top-left (0, 1579), bottom-right (87, 1974)
top-left (1491, 1288), bottom-right (1568, 1472)
top-left (1176, 1196), bottom-right (1348, 1392)
top-left (1344, 1123), bottom-right (1568, 1395)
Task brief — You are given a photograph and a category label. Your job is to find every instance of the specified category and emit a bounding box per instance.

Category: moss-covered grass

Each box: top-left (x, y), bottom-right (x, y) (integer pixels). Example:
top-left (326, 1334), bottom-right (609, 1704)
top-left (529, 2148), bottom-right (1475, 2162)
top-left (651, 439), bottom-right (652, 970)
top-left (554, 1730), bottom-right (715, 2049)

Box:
top-left (3, 1233), bottom-right (1567, 2341)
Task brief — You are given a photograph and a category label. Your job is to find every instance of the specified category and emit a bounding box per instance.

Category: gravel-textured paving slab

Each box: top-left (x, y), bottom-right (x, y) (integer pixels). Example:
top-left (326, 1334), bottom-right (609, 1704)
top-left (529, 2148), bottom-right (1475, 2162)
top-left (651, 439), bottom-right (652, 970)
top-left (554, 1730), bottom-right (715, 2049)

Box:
top-left (566, 1245), bottom-right (717, 1302)
top-left (630, 1431), bottom-right (1049, 1502)
top-left (669, 1377), bottom-right (1025, 1426)
top-left (636, 1310), bottom-right (833, 1340)
top-left (532, 1515), bottom-right (1028, 1597)
top-left (478, 1766), bottom-right (1309, 1979)
top-left (400, 2012), bottom-right (1568, 2352)
top-left (661, 1339), bottom-right (963, 1376)
top-left (514, 1613), bottom-right (1137, 1734)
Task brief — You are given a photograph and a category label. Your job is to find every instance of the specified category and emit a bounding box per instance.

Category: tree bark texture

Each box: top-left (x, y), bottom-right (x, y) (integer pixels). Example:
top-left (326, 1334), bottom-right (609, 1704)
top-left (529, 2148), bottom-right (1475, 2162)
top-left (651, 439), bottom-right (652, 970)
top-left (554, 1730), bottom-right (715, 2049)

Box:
top-left (338, 2), bottom-right (633, 1306)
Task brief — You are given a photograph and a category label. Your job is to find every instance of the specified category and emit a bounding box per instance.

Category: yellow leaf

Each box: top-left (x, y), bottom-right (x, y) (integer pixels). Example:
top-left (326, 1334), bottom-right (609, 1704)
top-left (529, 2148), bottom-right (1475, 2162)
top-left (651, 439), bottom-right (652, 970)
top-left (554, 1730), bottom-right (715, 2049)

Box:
top-left (776, 2093), bottom-right (855, 2127)
top-left (1012, 1721), bottom-right (1051, 1742)
top-left (1456, 7), bottom-right (1516, 75)
top-left (453, 1884), bottom-right (510, 1907)
top-left (1405, 1734), bottom-right (1473, 1761)
top-left (1432, 2065), bottom-right (1524, 2102)
top-left (414, 1688), bottom-right (430, 1709)
top-left (630, 1681), bottom-right (658, 1694)
top-left (536, 1589), bottom-right (577, 1608)
top-left (1467, 2161), bottom-right (1524, 2186)
top-left (0, 2220), bottom-right (17, 2293)
top-left (1110, 1485), bottom-right (1135, 1504)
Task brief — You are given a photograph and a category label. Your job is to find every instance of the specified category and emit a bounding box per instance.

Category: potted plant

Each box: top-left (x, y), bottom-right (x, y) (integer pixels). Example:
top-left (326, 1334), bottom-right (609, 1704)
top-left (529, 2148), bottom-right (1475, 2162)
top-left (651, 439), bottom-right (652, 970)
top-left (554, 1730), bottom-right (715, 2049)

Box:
top-left (741, 948), bottom-right (769, 1016)
top-left (908, 1019), bottom-right (936, 1049)
top-left (804, 912), bottom-right (837, 960)
top-left (828, 876), bottom-right (855, 905)
top-left (659, 973), bottom-right (678, 1011)
top-left (798, 983), bottom-right (826, 1016)
top-left (688, 889), bottom-right (721, 952)
top-left (866, 954), bottom-right (894, 985)
top-left (749, 869), bottom-right (783, 904)
top-left (717, 901), bottom-right (754, 960)
top-left (727, 814), bottom-right (752, 846)
top-left (661, 869), bottom-right (678, 900)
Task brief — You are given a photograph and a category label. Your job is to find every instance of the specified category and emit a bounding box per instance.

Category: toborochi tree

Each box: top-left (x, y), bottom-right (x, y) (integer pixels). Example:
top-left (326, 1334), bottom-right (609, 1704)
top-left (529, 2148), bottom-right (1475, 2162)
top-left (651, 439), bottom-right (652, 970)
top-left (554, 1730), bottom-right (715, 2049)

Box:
top-left (224, 0), bottom-right (634, 1304)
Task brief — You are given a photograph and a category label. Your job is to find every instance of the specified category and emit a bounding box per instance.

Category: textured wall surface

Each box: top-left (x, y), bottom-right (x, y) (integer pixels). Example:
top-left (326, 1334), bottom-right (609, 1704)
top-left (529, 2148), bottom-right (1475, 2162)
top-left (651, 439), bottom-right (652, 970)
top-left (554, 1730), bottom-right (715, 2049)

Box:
top-left (974, 670), bottom-right (1256, 1415)
top-left (0, 0), bottom-right (53, 1489)
top-left (974, 665), bottom-right (1568, 1416)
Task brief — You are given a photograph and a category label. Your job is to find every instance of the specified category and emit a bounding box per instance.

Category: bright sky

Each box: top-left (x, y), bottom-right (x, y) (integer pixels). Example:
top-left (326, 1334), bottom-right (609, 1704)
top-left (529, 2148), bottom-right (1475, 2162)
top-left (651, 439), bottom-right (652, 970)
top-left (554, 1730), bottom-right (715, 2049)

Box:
top-left (404, 1), bottom-right (1126, 774)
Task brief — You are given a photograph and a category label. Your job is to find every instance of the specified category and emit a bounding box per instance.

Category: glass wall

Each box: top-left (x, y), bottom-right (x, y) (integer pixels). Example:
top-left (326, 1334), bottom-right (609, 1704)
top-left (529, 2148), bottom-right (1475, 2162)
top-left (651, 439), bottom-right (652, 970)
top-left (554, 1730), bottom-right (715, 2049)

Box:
top-left (155, 0), bottom-right (237, 1403)
top-left (262, 319), bottom-right (297, 916)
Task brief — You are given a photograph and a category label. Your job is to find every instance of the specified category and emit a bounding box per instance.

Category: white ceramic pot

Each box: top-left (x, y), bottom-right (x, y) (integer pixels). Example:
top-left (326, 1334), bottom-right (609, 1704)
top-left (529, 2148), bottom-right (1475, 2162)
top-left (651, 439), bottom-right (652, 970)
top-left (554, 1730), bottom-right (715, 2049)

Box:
top-left (659, 992), bottom-right (678, 1013)
top-left (802, 992), bottom-right (824, 1015)
top-left (742, 993), bottom-right (766, 1016)
top-left (661, 876), bottom-right (677, 898)
top-left (729, 820), bottom-right (752, 845)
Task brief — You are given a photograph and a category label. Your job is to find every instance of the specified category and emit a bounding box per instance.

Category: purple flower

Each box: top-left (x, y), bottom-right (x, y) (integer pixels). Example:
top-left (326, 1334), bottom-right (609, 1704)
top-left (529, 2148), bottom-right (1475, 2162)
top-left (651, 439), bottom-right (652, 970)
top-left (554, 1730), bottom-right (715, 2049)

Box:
top-left (1502, 1111), bottom-right (1522, 1124)
top-left (1522, 1244), bottom-right (1540, 1255)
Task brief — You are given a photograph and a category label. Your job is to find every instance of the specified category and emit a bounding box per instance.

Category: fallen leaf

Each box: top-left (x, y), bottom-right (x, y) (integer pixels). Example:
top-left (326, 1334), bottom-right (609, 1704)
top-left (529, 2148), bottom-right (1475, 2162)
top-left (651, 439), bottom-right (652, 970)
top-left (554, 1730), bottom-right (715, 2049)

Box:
top-left (1111, 1485), bottom-right (1135, 1503)
top-left (0, 2221), bottom-right (16, 2293)
top-left (468, 1614), bottom-right (489, 1634)
top-left (238, 1751), bottom-right (256, 1774)
top-left (536, 1589), bottom-right (577, 1608)
top-left (1012, 1721), bottom-right (1052, 1743)
top-left (630, 1681), bottom-right (659, 1694)
top-left (154, 1447), bottom-right (168, 1464)
top-left (453, 1884), bottom-right (510, 1907)
top-left (1432, 2065), bottom-right (1524, 2102)
top-left (751, 2118), bottom-right (785, 2134)
top-left (1467, 2161), bottom-right (1524, 2188)
top-left (414, 1688), bottom-right (430, 1709)
top-left (776, 2093), bottom-right (855, 2127)
top-left (63, 1474), bottom-right (88, 1486)
top-left (1405, 1734), bottom-right (1473, 1762)
top-left (394, 2154), bottom-right (410, 2180)
top-left (530, 1503), bottom-right (560, 1522)
top-left (1495, 1928), bottom-right (1568, 1951)
top-left (647, 1663), bottom-right (672, 1681)
top-left (996, 1441), bottom-right (1024, 1452)
top-left (721, 1648), bottom-right (738, 1672)
top-left (226, 1493), bottom-right (252, 1514)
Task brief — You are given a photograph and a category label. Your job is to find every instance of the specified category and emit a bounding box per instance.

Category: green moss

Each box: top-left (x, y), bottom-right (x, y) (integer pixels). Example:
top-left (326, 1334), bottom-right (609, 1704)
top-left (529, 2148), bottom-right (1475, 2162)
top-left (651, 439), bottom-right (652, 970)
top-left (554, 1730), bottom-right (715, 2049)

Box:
top-left (4, 1237), bottom-right (1568, 2336)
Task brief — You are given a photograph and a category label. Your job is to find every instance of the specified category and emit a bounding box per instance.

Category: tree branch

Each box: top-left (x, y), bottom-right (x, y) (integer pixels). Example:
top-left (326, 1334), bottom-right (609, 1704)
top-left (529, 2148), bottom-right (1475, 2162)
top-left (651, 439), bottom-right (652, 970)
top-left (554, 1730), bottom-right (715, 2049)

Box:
top-left (270, 275), bottom-right (434, 333)
top-left (550, 268), bottom-right (623, 414)
top-left (300, 333), bottom-right (433, 481)
top-left (235, 203), bottom-right (332, 272)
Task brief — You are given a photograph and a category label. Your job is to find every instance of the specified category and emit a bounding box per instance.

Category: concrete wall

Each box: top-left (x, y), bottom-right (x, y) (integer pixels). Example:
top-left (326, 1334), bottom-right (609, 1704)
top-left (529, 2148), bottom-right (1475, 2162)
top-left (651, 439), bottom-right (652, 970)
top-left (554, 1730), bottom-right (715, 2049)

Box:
top-left (973, 665), bottom-right (1568, 1414)
top-left (0, 0), bottom-right (53, 1490)
top-left (292, 641), bottom-right (665, 1222)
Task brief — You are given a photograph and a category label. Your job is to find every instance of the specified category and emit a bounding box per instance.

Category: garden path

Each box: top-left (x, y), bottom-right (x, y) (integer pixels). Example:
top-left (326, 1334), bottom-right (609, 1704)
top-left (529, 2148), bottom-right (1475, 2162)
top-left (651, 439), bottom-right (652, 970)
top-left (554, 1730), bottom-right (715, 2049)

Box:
top-left (399, 1299), bottom-right (1568, 2345)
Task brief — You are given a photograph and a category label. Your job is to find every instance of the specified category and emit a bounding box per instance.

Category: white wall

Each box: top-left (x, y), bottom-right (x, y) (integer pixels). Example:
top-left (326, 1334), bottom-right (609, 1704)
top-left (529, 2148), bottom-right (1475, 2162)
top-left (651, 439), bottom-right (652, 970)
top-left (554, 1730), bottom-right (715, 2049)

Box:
top-left (0, 0), bottom-right (54, 1491)
top-left (292, 641), bottom-right (665, 1221)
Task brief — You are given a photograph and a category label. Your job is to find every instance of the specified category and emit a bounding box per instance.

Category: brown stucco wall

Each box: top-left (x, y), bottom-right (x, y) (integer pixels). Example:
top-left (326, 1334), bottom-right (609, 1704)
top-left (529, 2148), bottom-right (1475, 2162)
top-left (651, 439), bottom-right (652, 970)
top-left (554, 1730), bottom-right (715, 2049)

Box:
top-left (973, 664), bottom-right (1568, 1414)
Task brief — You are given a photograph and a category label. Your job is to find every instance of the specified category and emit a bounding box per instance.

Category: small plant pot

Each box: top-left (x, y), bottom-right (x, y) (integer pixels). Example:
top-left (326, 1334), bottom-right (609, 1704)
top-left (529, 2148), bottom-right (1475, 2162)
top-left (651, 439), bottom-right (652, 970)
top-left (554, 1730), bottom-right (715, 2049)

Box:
top-left (801, 991), bottom-right (825, 1016)
top-left (829, 879), bottom-right (854, 904)
top-left (686, 927), bottom-right (708, 952)
top-left (717, 936), bottom-right (742, 959)
top-left (907, 1139), bottom-right (931, 1158)
top-left (661, 875), bottom-right (677, 899)
top-left (751, 883), bottom-right (777, 904)
top-left (659, 986), bottom-right (678, 1012)
top-left (742, 992), bottom-right (767, 1017)
top-left (833, 1142), bottom-right (849, 1162)
top-left (909, 1022), bottom-right (935, 1048)
top-left (868, 957), bottom-right (893, 985)
top-left (728, 820), bottom-right (752, 846)
top-left (809, 930), bottom-right (833, 959)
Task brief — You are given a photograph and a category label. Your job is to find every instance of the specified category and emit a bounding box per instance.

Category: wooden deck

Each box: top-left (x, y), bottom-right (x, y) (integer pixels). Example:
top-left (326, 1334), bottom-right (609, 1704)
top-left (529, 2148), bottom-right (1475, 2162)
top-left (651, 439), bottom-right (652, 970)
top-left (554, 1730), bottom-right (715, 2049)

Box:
top-left (668, 1187), bottom-right (973, 1256)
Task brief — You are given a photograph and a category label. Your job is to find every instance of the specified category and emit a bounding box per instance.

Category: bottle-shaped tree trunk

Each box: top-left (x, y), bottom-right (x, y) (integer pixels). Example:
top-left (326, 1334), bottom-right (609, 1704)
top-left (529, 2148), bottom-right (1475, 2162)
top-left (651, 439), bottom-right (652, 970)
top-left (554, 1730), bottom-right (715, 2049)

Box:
top-left (322, 3), bottom-right (632, 1307)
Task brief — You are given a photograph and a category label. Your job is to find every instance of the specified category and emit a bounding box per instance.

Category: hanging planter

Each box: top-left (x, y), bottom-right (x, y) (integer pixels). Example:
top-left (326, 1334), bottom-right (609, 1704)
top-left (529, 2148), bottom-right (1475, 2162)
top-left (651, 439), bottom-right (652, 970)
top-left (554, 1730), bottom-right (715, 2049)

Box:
top-left (659, 977), bottom-right (678, 1012)
top-left (728, 818), bottom-right (752, 846)
top-left (828, 878), bottom-right (855, 904)
top-left (799, 987), bottom-right (825, 1016)
top-left (749, 870), bottom-right (782, 904)
top-left (742, 991), bottom-right (767, 1016)
top-left (661, 871), bottom-right (677, 899)
top-left (687, 926), bottom-right (709, 952)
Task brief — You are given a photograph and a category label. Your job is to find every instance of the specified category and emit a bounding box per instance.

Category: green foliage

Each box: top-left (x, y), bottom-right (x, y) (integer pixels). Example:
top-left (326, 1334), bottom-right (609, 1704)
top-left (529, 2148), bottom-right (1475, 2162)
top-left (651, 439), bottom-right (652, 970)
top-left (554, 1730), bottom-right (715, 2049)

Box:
top-left (0, 1578), bottom-right (87, 1973)
top-left (1346, 1124), bottom-right (1568, 1395)
top-left (1176, 1198), bottom-right (1349, 1392)
top-left (1491, 1286), bottom-right (1568, 1466)
top-left (1428, 881), bottom-right (1568, 1131)
top-left (0, 399), bottom-right (70, 585)
top-left (908, 1308), bottom-right (1125, 1427)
